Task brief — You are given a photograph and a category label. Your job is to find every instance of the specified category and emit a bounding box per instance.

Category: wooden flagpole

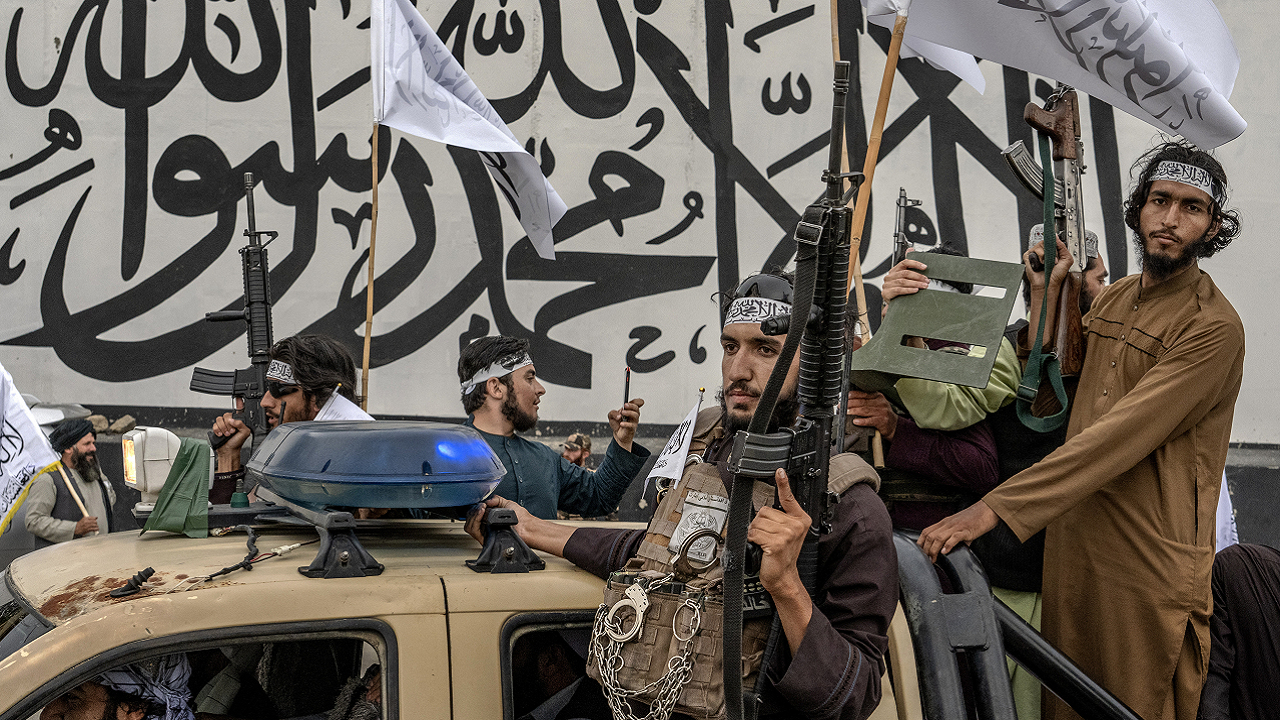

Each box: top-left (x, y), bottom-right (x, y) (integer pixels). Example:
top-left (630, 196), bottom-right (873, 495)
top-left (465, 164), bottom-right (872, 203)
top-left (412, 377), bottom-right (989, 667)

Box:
top-left (833, 0), bottom-right (911, 466)
top-left (361, 123), bottom-right (380, 411)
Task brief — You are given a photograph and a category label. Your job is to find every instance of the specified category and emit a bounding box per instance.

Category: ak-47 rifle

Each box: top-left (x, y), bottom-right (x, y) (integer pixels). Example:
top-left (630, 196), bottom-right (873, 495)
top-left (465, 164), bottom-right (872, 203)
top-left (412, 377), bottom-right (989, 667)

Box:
top-left (189, 172), bottom-right (278, 450)
top-left (891, 187), bottom-right (922, 267)
top-left (721, 62), bottom-right (862, 720)
top-left (1002, 84), bottom-right (1087, 377)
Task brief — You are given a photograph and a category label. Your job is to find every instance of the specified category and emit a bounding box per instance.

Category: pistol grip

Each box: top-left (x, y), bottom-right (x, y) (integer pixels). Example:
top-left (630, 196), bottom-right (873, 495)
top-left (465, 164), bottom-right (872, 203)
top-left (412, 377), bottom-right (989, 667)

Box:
top-left (209, 431), bottom-right (231, 451)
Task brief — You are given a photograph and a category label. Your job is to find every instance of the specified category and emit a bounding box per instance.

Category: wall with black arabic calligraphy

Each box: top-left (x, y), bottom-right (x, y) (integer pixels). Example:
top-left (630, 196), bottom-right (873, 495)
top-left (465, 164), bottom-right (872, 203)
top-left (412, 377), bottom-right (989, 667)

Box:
top-left (1, 0), bottom-right (1275, 443)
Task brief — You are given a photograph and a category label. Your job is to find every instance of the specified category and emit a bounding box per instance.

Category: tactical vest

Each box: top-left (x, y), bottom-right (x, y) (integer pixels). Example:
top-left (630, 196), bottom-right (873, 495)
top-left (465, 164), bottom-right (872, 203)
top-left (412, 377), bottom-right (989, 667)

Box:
top-left (587, 407), bottom-right (878, 718)
top-left (33, 467), bottom-right (113, 550)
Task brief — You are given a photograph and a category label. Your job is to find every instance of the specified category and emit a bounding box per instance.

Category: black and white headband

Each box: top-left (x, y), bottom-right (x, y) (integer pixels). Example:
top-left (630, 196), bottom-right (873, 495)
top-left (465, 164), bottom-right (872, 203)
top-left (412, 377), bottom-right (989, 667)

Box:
top-left (1150, 161), bottom-right (1223, 206)
top-left (723, 297), bottom-right (792, 327)
top-left (460, 351), bottom-right (534, 396)
top-left (266, 359), bottom-right (296, 384)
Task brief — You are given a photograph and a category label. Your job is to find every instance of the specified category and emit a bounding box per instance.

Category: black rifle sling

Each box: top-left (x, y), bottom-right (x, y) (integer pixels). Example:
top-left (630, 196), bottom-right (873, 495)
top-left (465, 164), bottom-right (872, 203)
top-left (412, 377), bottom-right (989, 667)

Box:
top-left (724, 203), bottom-right (825, 720)
top-left (1016, 132), bottom-right (1071, 432)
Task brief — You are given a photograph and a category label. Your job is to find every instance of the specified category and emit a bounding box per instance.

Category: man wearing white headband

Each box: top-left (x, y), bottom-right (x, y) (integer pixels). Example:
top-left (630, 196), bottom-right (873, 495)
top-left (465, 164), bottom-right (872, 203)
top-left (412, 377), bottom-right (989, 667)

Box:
top-left (458, 335), bottom-right (649, 520)
top-left (209, 334), bottom-right (372, 503)
top-left (921, 141), bottom-right (1245, 720)
top-left (465, 274), bottom-right (897, 719)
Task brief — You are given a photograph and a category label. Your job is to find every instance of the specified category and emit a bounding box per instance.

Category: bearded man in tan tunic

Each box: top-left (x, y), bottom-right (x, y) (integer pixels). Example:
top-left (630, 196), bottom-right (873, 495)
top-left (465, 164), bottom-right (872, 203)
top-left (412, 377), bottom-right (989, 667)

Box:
top-left (918, 141), bottom-right (1245, 720)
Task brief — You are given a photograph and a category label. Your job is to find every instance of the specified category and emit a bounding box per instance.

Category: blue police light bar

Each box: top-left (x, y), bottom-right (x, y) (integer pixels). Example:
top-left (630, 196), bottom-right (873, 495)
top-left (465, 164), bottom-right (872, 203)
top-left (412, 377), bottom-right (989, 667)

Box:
top-left (246, 421), bottom-right (506, 509)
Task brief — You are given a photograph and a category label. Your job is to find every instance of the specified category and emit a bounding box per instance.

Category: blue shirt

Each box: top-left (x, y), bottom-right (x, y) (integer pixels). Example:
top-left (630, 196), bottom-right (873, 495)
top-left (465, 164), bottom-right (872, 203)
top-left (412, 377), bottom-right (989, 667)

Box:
top-left (464, 417), bottom-right (650, 519)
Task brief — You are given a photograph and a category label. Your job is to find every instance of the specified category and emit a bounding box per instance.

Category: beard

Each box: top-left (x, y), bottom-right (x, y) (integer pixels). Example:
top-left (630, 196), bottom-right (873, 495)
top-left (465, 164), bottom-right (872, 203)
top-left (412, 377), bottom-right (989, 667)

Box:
top-left (719, 382), bottom-right (800, 435)
top-left (501, 392), bottom-right (538, 433)
top-left (70, 448), bottom-right (102, 484)
top-left (1138, 230), bottom-right (1213, 282)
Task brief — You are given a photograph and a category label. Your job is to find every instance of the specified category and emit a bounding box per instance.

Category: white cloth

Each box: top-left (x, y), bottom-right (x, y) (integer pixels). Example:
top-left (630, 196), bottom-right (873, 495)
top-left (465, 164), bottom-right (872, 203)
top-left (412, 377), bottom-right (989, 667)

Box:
top-left (860, 0), bottom-right (1245, 148)
top-left (314, 391), bottom-right (375, 422)
top-left (0, 362), bottom-right (60, 536)
top-left (1216, 470), bottom-right (1238, 553)
top-left (371, 0), bottom-right (567, 259)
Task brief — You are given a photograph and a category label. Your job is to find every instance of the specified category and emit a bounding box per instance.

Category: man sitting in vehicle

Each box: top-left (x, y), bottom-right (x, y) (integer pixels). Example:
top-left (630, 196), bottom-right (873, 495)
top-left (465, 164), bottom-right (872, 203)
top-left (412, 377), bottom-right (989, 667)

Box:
top-left (41, 653), bottom-right (194, 720)
top-left (458, 335), bottom-right (649, 520)
top-left (209, 334), bottom-right (372, 503)
top-left (466, 274), bottom-right (898, 720)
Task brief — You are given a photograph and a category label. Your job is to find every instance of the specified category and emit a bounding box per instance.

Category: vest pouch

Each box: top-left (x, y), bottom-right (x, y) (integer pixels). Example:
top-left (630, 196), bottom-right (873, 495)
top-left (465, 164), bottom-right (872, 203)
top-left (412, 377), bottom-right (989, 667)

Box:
top-left (587, 572), bottom-right (768, 720)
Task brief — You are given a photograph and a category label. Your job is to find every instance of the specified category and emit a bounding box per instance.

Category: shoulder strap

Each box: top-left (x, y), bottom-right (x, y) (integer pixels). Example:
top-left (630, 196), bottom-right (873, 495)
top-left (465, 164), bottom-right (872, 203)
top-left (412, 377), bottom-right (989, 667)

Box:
top-left (1014, 132), bottom-right (1070, 433)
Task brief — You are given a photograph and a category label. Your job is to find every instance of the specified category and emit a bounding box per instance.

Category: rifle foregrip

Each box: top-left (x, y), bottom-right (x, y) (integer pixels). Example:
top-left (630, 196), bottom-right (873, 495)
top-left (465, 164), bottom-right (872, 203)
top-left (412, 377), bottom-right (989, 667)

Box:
top-left (1054, 272), bottom-right (1086, 377)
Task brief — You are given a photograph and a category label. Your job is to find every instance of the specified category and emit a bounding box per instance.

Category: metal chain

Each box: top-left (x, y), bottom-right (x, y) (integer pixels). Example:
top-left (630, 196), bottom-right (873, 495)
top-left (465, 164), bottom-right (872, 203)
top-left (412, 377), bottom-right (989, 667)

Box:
top-left (590, 595), bottom-right (703, 720)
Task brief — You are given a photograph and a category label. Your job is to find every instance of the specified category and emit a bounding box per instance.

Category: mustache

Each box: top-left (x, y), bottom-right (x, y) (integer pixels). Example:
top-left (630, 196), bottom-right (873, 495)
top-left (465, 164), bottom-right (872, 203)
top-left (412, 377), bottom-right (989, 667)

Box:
top-left (724, 381), bottom-right (760, 398)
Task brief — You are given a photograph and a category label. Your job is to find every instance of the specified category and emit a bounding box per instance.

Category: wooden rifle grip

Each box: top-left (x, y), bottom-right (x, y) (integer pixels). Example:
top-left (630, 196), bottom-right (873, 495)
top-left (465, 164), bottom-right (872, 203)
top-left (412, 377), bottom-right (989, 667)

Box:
top-left (1053, 271), bottom-right (1085, 377)
top-left (1023, 91), bottom-right (1080, 161)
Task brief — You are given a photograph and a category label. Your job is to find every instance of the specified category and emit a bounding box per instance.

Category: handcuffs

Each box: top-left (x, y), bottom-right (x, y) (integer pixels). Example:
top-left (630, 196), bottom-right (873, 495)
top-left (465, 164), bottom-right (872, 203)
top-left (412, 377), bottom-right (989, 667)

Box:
top-left (604, 527), bottom-right (723, 644)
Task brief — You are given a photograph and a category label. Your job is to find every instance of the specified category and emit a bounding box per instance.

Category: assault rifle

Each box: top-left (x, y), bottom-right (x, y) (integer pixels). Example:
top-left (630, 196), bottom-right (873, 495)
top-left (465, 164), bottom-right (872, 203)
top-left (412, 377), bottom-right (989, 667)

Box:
top-left (1002, 84), bottom-right (1087, 377)
top-left (891, 186), bottom-right (922, 267)
top-left (721, 62), bottom-right (861, 720)
top-left (189, 172), bottom-right (277, 450)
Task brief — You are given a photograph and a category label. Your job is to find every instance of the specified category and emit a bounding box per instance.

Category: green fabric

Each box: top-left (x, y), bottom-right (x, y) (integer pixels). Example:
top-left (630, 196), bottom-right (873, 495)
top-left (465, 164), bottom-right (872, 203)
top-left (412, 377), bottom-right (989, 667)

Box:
top-left (141, 437), bottom-right (210, 538)
top-left (895, 337), bottom-right (1021, 432)
top-left (993, 586), bottom-right (1043, 720)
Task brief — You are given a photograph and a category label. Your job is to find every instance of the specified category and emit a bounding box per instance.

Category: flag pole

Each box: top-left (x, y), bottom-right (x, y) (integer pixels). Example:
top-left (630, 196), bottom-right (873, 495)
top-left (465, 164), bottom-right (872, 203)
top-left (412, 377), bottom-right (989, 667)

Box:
top-left (361, 122), bottom-right (380, 411)
top-left (833, 0), bottom-right (911, 467)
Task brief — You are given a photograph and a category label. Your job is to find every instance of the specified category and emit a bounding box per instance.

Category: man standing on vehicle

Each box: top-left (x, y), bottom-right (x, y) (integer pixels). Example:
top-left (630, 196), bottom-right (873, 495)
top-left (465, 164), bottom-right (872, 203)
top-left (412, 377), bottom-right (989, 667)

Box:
top-left (920, 142), bottom-right (1245, 720)
top-left (210, 334), bottom-right (373, 502)
top-left (457, 336), bottom-right (649, 520)
top-left (466, 275), bottom-right (897, 719)
top-left (25, 418), bottom-right (115, 548)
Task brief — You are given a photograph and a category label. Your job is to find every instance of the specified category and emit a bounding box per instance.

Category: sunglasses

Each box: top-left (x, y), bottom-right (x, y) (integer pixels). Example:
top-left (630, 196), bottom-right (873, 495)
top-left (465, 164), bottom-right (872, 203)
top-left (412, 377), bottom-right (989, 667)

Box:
top-left (265, 380), bottom-right (301, 398)
top-left (733, 273), bottom-right (793, 304)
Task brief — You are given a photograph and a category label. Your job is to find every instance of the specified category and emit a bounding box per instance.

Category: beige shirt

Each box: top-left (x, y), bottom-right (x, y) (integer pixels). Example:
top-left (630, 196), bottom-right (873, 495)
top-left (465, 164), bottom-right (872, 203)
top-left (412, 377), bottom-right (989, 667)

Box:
top-left (23, 464), bottom-right (116, 543)
top-left (984, 264), bottom-right (1244, 720)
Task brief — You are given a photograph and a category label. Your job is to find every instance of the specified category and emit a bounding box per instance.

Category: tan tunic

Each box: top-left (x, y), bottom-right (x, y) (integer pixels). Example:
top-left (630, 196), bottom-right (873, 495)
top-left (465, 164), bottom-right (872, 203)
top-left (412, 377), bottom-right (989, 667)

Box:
top-left (983, 264), bottom-right (1244, 720)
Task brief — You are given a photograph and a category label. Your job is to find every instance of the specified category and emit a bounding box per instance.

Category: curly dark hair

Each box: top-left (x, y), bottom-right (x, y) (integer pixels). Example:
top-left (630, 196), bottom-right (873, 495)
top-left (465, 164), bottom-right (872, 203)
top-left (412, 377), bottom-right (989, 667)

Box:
top-left (1123, 141), bottom-right (1240, 258)
top-left (270, 334), bottom-right (362, 410)
top-left (458, 336), bottom-right (531, 415)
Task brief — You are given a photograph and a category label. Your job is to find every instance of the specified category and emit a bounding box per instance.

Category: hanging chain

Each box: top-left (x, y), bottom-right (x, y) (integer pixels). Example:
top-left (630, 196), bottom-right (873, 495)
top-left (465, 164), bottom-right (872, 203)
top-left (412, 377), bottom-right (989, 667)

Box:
top-left (591, 593), bottom-right (704, 720)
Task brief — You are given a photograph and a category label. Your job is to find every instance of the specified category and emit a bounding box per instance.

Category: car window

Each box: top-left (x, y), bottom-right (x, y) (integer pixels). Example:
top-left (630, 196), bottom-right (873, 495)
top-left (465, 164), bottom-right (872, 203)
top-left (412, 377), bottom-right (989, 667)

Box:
top-left (0, 571), bottom-right (50, 662)
top-left (7, 623), bottom-right (395, 720)
top-left (501, 611), bottom-right (607, 720)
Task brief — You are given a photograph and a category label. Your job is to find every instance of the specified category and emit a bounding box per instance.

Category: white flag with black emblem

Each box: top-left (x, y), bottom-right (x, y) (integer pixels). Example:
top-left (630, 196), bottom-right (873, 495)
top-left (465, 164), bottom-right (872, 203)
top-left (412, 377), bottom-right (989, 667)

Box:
top-left (0, 362), bottom-right (60, 536)
top-left (646, 393), bottom-right (704, 495)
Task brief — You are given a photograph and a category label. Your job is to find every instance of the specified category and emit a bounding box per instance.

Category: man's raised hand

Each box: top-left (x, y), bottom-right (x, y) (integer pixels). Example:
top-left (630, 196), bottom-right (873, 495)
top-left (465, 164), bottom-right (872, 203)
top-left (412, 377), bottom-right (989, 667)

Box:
top-left (608, 398), bottom-right (644, 452)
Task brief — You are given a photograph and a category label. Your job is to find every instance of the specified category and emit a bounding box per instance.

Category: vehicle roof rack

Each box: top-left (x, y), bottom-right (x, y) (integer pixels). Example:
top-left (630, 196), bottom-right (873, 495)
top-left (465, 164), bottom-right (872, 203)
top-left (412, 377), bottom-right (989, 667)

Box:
top-left (255, 486), bottom-right (384, 579)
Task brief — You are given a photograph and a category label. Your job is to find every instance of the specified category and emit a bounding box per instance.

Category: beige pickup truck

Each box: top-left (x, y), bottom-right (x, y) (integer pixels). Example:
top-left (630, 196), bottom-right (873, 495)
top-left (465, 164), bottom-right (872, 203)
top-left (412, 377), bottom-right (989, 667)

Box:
top-left (0, 518), bottom-right (923, 720)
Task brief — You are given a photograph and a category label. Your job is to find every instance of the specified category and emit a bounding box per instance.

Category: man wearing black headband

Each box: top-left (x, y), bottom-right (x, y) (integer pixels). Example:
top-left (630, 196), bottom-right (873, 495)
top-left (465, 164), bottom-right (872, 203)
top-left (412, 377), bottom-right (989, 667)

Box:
top-left (25, 417), bottom-right (115, 548)
top-left (457, 336), bottom-right (649, 519)
top-left (465, 275), bottom-right (897, 719)
top-left (210, 334), bottom-right (370, 502)
top-left (921, 141), bottom-right (1245, 720)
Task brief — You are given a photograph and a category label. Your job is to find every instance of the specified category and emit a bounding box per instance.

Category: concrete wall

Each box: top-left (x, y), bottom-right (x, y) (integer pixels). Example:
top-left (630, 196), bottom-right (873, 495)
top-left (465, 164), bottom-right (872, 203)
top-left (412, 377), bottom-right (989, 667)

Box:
top-left (0, 1), bottom-right (1274, 444)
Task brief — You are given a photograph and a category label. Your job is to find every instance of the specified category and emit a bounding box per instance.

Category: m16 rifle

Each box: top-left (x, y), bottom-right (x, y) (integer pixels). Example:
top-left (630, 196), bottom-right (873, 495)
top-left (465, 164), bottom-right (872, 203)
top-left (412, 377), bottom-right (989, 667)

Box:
top-left (721, 61), bottom-right (862, 720)
top-left (1002, 84), bottom-right (1087, 377)
top-left (189, 172), bottom-right (277, 450)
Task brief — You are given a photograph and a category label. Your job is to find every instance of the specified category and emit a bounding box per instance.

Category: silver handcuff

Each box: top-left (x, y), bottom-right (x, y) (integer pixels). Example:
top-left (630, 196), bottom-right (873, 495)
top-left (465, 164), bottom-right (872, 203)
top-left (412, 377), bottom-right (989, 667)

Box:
top-left (605, 581), bottom-right (655, 642)
top-left (673, 527), bottom-right (723, 577)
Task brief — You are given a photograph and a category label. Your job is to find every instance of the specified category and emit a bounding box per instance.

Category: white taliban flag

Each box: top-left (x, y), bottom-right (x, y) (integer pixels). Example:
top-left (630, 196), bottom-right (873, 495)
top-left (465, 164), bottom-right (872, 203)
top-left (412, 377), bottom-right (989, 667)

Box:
top-left (857, 0), bottom-right (1246, 148)
top-left (371, 0), bottom-right (567, 259)
top-left (0, 363), bottom-right (60, 536)
top-left (314, 389), bottom-right (376, 421)
top-left (645, 392), bottom-right (704, 496)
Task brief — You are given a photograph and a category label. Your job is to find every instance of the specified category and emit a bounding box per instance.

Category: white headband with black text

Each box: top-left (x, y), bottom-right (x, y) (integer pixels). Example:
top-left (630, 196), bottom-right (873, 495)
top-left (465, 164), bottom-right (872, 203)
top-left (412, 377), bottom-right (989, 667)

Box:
top-left (1150, 161), bottom-right (1223, 205)
top-left (723, 297), bottom-right (792, 327)
top-left (460, 351), bottom-right (535, 396)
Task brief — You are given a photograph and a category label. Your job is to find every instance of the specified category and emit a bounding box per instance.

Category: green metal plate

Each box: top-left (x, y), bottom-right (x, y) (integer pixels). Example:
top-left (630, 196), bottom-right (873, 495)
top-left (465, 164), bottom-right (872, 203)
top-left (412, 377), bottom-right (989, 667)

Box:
top-left (849, 253), bottom-right (1024, 393)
